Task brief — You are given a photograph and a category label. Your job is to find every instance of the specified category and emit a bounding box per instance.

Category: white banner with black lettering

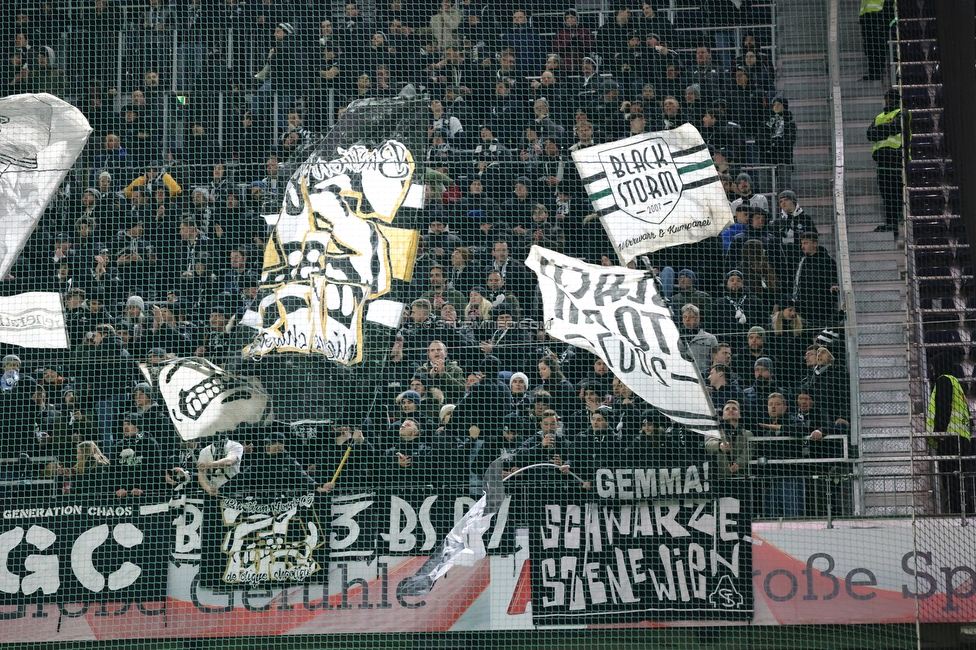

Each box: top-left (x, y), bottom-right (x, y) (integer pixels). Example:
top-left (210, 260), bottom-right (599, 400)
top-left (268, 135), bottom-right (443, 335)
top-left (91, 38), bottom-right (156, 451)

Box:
top-left (526, 246), bottom-right (720, 437)
top-left (572, 124), bottom-right (732, 263)
top-left (0, 292), bottom-right (67, 348)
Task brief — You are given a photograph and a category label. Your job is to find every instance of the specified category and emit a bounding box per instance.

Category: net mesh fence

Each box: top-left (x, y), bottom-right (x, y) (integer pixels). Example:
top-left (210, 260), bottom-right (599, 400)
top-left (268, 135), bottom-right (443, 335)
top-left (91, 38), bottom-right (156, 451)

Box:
top-left (0, 0), bottom-right (970, 647)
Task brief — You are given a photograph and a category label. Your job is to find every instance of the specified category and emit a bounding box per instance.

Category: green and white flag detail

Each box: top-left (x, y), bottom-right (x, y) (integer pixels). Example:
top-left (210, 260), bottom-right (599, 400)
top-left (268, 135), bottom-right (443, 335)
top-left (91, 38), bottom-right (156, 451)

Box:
top-left (572, 124), bottom-right (732, 264)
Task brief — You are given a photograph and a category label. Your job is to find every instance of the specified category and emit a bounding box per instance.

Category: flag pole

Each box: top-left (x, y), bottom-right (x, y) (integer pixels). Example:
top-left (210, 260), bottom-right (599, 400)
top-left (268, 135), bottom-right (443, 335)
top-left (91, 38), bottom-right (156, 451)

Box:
top-left (330, 444), bottom-right (353, 484)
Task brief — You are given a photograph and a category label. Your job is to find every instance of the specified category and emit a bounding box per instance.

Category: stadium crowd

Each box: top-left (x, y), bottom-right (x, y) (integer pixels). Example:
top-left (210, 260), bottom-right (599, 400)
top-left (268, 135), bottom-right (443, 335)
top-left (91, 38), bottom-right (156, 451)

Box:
top-left (0, 0), bottom-right (851, 518)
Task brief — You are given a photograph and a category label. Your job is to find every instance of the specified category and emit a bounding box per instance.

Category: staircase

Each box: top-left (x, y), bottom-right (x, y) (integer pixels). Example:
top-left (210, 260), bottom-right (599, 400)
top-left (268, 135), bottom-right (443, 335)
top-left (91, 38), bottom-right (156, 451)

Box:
top-left (838, 0), bottom-right (916, 515)
top-left (777, 0), bottom-right (916, 515)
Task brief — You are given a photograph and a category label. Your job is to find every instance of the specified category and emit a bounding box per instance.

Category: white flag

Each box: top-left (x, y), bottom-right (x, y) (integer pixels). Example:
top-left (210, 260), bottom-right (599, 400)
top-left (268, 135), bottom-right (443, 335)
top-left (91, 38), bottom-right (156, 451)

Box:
top-left (526, 246), bottom-right (720, 437)
top-left (0, 292), bottom-right (67, 348)
top-left (572, 124), bottom-right (732, 264)
top-left (152, 357), bottom-right (273, 441)
top-left (0, 94), bottom-right (92, 279)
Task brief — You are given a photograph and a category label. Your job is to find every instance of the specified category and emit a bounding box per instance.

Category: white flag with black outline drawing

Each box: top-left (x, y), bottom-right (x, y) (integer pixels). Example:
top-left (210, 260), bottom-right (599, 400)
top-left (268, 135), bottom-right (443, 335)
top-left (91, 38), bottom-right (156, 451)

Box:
top-left (149, 357), bottom-right (273, 441)
top-left (0, 94), bottom-right (92, 279)
top-left (572, 124), bottom-right (732, 264)
top-left (526, 246), bottom-right (720, 437)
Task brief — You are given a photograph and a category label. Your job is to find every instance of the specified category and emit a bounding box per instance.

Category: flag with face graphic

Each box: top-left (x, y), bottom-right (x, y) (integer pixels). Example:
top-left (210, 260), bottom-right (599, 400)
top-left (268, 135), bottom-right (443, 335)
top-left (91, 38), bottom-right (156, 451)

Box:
top-left (572, 124), bottom-right (732, 264)
top-left (151, 357), bottom-right (273, 441)
top-left (241, 97), bottom-right (426, 365)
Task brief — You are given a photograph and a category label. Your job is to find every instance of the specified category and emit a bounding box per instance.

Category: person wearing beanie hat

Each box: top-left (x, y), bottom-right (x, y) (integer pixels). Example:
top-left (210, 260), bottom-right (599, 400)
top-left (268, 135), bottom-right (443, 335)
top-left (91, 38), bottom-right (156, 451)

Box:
top-left (2, 354), bottom-right (21, 371)
top-left (626, 405), bottom-right (685, 466)
top-left (252, 18), bottom-right (302, 130)
top-left (509, 371), bottom-right (531, 418)
top-left (672, 269), bottom-right (712, 325)
top-left (551, 8), bottom-right (595, 75)
top-left (682, 82), bottom-right (706, 127)
top-left (735, 324), bottom-right (770, 381)
top-left (130, 379), bottom-right (174, 453)
top-left (729, 172), bottom-right (768, 215)
top-left (399, 389), bottom-right (423, 406)
top-left (713, 268), bottom-right (758, 347)
top-left (34, 45), bottom-right (68, 96)
top-left (754, 356), bottom-right (773, 371)
top-left (771, 189), bottom-right (818, 266)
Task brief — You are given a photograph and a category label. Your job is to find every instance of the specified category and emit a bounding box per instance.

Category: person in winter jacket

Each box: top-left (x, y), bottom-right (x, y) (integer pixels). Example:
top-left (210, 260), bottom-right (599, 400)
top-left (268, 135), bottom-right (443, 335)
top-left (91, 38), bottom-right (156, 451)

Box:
top-left (679, 304), bottom-right (718, 376)
top-left (789, 232), bottom-right (840, 328)
top-left (551, 9), bottom-right (594, 73)
top-left (763, 96), bottom-right (797, 193)
top-left (705, 400), bottom-right (753, 479)
top-left (712, 270), bottom-right (761, 348)
top-left (771, 190), bottom-right (818, 269)
top-left (707, 364), bottom-right (745, 414)
top-left (111, 412), bottom-right (166, 497)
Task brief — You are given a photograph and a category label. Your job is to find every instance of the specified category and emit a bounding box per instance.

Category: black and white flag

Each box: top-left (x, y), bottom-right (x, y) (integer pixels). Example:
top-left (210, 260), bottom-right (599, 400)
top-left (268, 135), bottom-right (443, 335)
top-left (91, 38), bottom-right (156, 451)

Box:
top-left (0, 94), bottom-right (91, 279)
top-left (526, 246), bottom-right (720, 437)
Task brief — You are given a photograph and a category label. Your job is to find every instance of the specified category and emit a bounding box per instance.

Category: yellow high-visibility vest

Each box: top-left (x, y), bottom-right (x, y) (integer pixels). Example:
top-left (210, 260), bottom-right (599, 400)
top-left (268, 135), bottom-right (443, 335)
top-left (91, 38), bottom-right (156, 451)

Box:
top-left (926, 375), bottom-right (972, 449)
top-left (860, 0), bottom-right (885, 16)
top-left (871, 108), bottom-right (903, 154)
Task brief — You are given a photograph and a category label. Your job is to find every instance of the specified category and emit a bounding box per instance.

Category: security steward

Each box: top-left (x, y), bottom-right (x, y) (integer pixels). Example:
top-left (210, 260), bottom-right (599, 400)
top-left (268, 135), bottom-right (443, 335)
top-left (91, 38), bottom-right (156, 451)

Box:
top-left (926, 351), bottom-right (976, 515)
top-left (859, 0), bottom-right (894, 81)
top-left (867, 89), bottom-right (909, 234)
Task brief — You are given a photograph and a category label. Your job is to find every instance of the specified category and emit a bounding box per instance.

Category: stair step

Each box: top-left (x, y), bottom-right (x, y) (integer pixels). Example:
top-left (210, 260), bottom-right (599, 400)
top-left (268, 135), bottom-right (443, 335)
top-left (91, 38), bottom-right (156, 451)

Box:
top-left (846, 210), bottom-right (887, 226)
top-left (860, 390), bottom-right (910, 403)
top-left (859, 358), bottom-right (909, 379)
top-left (856, 299), bottom-right (906, 313)
top-left (849, 237), bottom-right (899, 253)
top-left (860, 425), bottom-right (912, 438)
top-left (859, 413), bottom-right (912, 427)
top-left (861, 401), bottom-right (910, 416)
top-left (862, 462), bottom-right (912, 476)
top-left (862, 477), bottom-right (915, 492)
top-left (854, 311), bottom-right (909, 326)
top-left (861, 437), bottom-right (912, 455)
top-left (850, 259), bottom-right (898, 272)
top-left (859, 328), bottom-right (906, 346)
top-left (852, 280), bottom-right (905, 292)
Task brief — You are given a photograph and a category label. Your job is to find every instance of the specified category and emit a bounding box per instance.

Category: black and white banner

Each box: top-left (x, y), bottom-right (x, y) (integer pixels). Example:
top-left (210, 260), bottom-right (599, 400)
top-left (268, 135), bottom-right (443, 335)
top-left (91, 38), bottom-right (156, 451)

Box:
top-left (280, 490), bottom-right (512, 560)
top-left (0, 292), bottom-right (67, 348)
top-left (530, 463), bottom-right (752, 624)
top-left (0, 499), bottom-right (168, 604)
top-left (572, 125), bottom-right (732, 263)
top-left (201, 491), bottom-right (330, 588)
top-left (526, 246), bottom-right (720, 437)
top-left (196, 488), bottom-right (514, 588)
